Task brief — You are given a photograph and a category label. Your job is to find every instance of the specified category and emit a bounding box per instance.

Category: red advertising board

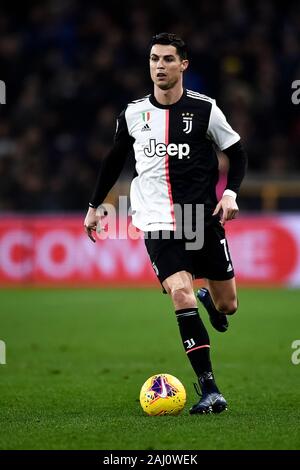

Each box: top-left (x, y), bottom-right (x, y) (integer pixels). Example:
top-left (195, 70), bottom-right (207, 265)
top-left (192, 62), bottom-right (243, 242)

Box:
top-left (0, 215), bottom-right (299, 287)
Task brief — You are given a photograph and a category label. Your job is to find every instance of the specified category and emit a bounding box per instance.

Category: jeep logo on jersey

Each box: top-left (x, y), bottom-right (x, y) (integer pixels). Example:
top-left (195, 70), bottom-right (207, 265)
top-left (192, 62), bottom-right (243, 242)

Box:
top-left (182, 112), bottom-right (193, 134)
top-left (144, 139), bottom-right (190, 159)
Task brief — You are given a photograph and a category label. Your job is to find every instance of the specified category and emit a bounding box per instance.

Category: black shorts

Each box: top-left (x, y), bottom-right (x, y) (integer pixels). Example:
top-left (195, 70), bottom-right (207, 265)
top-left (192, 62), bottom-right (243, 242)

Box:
top-left (144, 222), bottom-right (234, 286)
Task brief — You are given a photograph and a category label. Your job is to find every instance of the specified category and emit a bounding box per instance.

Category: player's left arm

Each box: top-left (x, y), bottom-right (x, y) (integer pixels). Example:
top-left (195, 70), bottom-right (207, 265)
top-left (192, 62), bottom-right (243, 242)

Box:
top-left (207, 101), bottom-right (247, 225)
top-left (213, 141), bottom-right (247, 224)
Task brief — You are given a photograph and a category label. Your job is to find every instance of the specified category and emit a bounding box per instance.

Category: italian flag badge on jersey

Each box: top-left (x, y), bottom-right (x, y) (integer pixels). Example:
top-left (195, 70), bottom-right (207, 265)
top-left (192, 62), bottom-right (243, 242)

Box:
top-left (142, 112), bottom-right (151, 122)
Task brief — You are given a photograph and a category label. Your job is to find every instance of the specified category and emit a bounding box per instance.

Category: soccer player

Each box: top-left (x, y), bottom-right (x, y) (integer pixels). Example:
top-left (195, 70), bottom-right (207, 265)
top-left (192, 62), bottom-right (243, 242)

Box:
top-left (84, 33), bottom-right (247, 414)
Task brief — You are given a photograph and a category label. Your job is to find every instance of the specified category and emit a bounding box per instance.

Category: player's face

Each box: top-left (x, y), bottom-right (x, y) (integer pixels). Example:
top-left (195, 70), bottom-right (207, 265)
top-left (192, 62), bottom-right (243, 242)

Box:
top-left (149, 44), bottom-right (188, 90)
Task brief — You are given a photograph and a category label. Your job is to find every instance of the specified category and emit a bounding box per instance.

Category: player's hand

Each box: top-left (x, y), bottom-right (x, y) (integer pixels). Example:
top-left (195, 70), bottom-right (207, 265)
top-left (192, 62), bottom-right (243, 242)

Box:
top-left (213, 195), bottom-right (239, 226)
top-left (84, 207), bottom-right (101, 243)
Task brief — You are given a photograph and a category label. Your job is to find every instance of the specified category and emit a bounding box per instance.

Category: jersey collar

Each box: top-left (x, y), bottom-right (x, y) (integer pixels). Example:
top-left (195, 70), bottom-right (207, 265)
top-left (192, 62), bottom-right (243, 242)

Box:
top-left (149, 88), bottom-right (187, 109)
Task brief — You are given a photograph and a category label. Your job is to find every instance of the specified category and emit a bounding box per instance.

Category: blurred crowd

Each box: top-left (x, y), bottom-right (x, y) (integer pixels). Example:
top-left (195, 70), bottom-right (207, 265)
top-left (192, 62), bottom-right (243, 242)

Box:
top-left (0, 0), bottom-right (299, 212)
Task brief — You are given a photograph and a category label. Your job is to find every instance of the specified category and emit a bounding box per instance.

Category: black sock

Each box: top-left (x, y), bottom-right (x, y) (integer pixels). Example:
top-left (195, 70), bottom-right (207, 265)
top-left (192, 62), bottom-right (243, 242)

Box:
top-left (198, 371), bottom-right (220, 394)
top-left (175, 307), bottom-right (212, 377)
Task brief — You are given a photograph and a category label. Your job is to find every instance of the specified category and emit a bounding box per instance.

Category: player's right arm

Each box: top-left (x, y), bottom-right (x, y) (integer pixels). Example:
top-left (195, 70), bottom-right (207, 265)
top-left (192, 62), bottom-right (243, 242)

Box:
top-left (84, 206), bottom-right (101, 243)
top-left (84, 109), bottom-right (134, 242)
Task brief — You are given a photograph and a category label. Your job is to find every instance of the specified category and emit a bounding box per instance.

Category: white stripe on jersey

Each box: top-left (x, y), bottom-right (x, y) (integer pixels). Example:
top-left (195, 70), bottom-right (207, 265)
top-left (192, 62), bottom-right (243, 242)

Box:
top-left (207, 101), bottom-right (240, 151)
top-left (129, 95), bottom-right (150, 105)
top-left (125, 97), bottom-right (175, 231)
top-left (186, 89), bottom-right (210, 97)
top-left (186, 94), bottom-right (208, 101)
top-left (186, 90), bottom-right (213, 102)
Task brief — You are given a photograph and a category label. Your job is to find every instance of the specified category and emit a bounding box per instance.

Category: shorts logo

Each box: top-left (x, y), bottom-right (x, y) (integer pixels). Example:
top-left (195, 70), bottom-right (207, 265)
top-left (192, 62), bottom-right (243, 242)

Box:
top-left (182, 112), bottom-right (193, 134)
top-left (227, 263), bottom-right (233, 272)
top-left (152, 262), bottom-right (159, 276)
top-left (144, 139), bottom-right (190, 159)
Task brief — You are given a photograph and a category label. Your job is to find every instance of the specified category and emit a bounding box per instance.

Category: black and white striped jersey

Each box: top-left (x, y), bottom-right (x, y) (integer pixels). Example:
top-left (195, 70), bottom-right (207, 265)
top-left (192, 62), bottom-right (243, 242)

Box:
top-left (90, 88), bottom-right (244, 231)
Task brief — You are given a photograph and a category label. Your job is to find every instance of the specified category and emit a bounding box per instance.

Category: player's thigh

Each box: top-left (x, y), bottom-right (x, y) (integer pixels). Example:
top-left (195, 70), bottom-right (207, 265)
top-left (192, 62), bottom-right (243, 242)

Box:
top-left (207, 278), bottom-right (238, 314)
top-left (144, 232), bottom-right (193, 286)
top-left (163, 271), bottom-right (197, 308)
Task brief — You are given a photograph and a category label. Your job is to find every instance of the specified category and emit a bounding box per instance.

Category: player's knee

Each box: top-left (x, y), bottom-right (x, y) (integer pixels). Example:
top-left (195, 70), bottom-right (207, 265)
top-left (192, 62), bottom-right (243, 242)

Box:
top-left (216, 298), bottom-right (238, 315)
top-left (170, 286), bottom-right (195, 309)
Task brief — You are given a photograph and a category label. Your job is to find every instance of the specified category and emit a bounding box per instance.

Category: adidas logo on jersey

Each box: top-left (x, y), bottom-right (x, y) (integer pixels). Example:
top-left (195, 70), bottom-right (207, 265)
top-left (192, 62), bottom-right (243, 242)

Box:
top-left (227, 263), bottom-right (233, 272)
top-left (144, 139), bottom-right (190, 159)
top-left (141, 123), bottom-right (151, 131)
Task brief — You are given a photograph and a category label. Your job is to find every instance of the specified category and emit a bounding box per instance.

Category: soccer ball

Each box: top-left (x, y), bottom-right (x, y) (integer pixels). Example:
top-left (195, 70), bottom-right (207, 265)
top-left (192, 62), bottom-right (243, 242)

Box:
top-left (139, 373), bottom-right (186, 416)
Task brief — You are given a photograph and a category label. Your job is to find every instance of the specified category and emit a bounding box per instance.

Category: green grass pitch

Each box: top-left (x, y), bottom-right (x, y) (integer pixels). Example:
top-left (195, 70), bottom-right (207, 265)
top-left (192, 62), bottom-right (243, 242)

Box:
top-left (0, 287), bottom-right (299, 450)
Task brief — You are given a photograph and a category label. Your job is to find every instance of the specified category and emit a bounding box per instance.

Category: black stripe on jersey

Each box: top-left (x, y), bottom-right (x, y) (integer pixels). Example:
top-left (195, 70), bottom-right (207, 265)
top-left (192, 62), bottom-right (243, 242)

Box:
top-left (166, 95), bottom-right (219, 216)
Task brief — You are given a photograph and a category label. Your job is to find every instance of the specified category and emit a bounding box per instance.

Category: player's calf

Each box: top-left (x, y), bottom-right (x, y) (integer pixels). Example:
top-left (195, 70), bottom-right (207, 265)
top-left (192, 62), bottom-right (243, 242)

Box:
top-left (197, 288), bottom-right (230, 332)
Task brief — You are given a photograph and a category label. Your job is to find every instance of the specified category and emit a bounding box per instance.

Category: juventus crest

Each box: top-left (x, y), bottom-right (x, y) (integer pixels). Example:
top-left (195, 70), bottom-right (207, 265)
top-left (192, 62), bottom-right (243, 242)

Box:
top-left (182, 112), bottom-right (193, 134)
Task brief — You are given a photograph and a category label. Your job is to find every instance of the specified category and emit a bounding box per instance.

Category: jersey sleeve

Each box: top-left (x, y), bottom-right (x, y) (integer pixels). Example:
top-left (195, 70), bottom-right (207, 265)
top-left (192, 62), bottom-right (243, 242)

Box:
top-left (114, 108), bottom-right (132, 146)
top-left (89, 109), bottom-right (134, 207)
top-left (222, 140), bottom-right (247, 195)
top-left (206, 101), bottom-right (240, 151)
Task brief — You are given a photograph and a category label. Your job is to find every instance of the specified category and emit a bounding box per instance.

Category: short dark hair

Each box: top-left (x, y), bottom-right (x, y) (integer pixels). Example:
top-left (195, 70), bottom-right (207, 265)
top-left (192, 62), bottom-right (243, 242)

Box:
top-left (149, 32), bottom-right (188, 60)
